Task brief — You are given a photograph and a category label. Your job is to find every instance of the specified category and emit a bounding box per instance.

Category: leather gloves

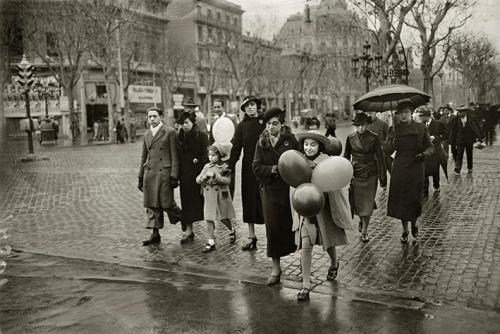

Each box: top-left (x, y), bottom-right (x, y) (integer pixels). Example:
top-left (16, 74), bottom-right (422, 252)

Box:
top-left (138, 177), bottom-right (144, 192)
top-left (170, 177), bottom-right (179, 189)
top-left (414, 153), bottom-right (425, 162)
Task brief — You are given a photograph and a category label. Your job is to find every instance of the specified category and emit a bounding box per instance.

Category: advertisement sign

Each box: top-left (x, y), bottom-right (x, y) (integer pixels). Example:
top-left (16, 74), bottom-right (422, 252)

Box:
top-left (128, 85), bottom-right (162, 104)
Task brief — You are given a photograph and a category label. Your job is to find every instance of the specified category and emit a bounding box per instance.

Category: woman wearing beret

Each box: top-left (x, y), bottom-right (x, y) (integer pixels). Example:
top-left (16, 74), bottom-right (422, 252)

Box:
top-left (252, 107), bottom-right (299, 285)
top-left (293, 130), bottom-right (353, 301)
top-left (177, 111), bottom-right (209, 244)
top-left (228, 96), bottom-right (266, 251)
top-left (344, 113), bottom-right (387, 242)
top-left (386, 100), bottom-right (433, 242)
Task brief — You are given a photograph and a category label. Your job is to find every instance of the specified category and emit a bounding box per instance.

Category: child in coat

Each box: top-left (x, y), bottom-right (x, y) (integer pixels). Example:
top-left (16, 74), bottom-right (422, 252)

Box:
top-left (196, 142), bottom-right (236, 253)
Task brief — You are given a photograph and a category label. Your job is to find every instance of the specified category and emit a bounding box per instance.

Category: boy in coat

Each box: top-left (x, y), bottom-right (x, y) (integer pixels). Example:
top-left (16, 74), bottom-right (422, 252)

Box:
top-left (138, 107), bottom-right (182, 246)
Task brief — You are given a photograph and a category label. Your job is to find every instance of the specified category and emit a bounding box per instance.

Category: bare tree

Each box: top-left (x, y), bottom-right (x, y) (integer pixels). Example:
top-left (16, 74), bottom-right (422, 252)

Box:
top-left (448, 32), bottom-right (497, 103)
top-left (405, 0), bottom-right (474, 94)
top-left (156, 38), bottom-right (195, 112)
top-left (76, 0), bottom-right (139, 140)
top-left (349, 0), bottom-right (417, 64)
top-left (22, 0), bottom-right (91, 136)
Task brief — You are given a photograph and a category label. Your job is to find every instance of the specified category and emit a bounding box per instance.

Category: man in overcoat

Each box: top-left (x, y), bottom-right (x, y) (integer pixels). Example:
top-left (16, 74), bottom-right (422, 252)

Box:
top-left (417, 106), bottom-right (446, 194)
top-left (138, 107), bottom-right (182, 246)
top-left (449, 105), bottom-right (484, 175)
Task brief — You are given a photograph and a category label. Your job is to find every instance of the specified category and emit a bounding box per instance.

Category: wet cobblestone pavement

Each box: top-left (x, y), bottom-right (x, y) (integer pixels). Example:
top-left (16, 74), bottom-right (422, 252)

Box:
top-left (1, 128), bottom-right (499, 312)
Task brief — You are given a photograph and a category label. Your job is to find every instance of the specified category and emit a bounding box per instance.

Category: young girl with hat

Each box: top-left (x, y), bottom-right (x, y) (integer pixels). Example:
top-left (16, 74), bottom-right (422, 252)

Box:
top-left (196, 143), bottom-right (236, 253)
top-left (293, 130), bottom-right (353, 301)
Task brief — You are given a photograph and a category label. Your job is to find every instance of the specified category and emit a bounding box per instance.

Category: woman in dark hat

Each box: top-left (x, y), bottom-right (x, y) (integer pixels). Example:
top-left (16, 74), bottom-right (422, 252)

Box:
top-left (252, 107), bottom-right (299, 285)
top-left (228, 96), bottom-right (266, 251)
top-left (177, 111), bottom-right (209, 243)
top-left (293, 130), bottom-right (353, 301)
top-left (386, 99), bottom-right (433, 242)
top-left (344, 113), bottom-right (387, 242)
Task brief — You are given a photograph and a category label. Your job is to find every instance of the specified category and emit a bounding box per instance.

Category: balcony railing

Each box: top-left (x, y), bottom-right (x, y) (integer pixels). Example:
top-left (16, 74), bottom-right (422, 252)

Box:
top-left (194, 12), bottom-right (240, 32)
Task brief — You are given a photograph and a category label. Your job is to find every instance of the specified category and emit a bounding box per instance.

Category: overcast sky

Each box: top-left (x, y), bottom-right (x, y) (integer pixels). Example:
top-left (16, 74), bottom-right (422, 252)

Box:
top-left (231, 0), bottom-right (500, 52)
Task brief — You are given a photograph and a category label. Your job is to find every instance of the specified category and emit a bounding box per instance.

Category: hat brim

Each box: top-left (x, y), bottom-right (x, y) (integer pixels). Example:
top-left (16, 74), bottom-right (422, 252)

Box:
top-left (240, 98), bottom-right (262, 111)
top-left (262, 108), bottom-right (285, 123)
top-left (295, 132), bottom-right (330, 148)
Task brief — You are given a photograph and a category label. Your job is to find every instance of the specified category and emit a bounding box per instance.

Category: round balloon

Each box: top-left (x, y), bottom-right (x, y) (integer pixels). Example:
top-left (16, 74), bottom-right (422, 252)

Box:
top-left (311, 156), bottom-right (353, 192)
top-left (212, 117), bottom-right (235, 143)
top-left (292, 183), bottom-right (325, 217)
top-left (325, 137), bottom-right (342, 156)
top-left (278, 150), bottom-right (312, 187)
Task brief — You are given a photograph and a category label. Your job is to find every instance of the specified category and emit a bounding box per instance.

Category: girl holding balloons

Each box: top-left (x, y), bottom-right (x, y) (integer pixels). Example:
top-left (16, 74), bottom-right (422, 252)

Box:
top-left (252, 107), bottom-right (299, 286)
top-left (292, 130), bottom-right (353, 301)
top-left (344, 113), bottom-right (387, 242)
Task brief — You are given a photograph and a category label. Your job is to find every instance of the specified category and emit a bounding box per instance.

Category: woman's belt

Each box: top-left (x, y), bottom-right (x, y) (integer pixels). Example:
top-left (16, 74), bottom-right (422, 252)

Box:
top-left (352, 154), bottom-right (376, 163)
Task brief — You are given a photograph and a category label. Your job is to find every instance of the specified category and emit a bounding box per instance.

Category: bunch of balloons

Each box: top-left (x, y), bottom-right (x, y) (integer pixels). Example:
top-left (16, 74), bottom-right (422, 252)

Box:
top-left (278, 150), bottom-right (353, 217)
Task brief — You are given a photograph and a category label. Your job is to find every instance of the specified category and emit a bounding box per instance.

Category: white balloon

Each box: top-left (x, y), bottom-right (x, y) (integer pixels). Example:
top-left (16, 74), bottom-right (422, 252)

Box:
top-left (212, 117), bottom-right (235, 143)
top-left (311, 156), bottom-right (353, 192)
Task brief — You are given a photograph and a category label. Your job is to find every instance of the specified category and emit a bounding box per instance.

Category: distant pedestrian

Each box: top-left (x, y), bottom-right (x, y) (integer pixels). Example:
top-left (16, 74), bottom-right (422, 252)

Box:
top-left (129, 122), bottom-right (137, 143)
top-left (70, 120), bottom-right (80, 143)
top-left (417, 106), bottom-right (447, 195)
top-left (293, 130), bottom-right (353, 301)
top-left (138, 107), bottom-right (182, 246)
top-left (344, 113), bottom-right (386, 242)
top-left (120, 118), bottom-right (128, 143)
top-left (196, 143), bottom-right (236, 253)
top-left (51, 119), bottom-right (59, 140)
top-left (448, 105), bottom-right (484, 175)
top-left (252, 107), bottom-right (299, 286)
top-left (438, 106), bottom-right (455, 160)
top-left (386, 100), bottom-right (434, 243)
top-left (93, 120), bottom-right (99, 140)
top-left (177, 111), bottom-right (209, 244)
top-left (324, 111), bottom-right (337, 137)
top-left (228, 96), bottom-right (266, 251)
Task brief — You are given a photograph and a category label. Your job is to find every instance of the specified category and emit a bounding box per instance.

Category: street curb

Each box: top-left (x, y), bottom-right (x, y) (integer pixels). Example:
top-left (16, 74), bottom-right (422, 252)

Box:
top-left (12, 247), bottom-right (428, 311)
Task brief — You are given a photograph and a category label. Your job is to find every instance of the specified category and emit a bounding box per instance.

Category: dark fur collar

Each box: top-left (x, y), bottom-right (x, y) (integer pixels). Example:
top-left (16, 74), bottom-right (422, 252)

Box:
top-left (259, 125), bottom-right (293, 150)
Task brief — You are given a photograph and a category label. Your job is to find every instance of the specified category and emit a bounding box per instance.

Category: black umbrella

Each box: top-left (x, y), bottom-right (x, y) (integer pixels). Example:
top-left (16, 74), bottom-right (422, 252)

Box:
top-left (353, 84), bottom-right (432, 113)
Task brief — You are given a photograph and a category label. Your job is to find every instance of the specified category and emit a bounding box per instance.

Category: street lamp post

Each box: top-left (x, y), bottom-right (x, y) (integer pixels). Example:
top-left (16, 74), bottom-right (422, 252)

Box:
top-left (384, 49), bottom-right (409, 85)
top-left (14, 55), bottom-right (35, 154)
top-left (351, 41), bottom-right (382, 93)
top-left (35, 78), bottom-right (58, 119)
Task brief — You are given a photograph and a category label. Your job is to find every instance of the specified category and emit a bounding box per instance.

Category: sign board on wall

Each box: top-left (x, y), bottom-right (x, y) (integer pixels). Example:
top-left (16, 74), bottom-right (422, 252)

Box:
top-left (128, 85), bottom-right (162, 104)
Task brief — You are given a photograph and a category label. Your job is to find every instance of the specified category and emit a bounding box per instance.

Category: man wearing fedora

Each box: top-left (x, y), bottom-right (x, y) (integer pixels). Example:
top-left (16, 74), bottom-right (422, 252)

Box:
top-left (138, 106), bottom-right (182, 246)
top-left (448, 105), bottom-right (484, 175)
top-left (182, 97), bottom-right (208, 135)
top-left (417, 106), bottom-right (446, 194)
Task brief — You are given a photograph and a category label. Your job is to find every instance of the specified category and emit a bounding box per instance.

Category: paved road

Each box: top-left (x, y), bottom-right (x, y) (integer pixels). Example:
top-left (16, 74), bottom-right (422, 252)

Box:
top-left (2, 252), bottom-right (500, 334)
top-left (1, 125), bottom-right (499, 313)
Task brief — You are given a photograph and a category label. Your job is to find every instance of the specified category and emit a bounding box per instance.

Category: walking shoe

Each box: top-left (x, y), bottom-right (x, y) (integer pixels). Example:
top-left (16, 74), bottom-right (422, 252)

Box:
top-left (142, 234), bottom-right (161, 246)
top-left (229, 230), bottom-right (237, 244)
top-left (266, 272), bottom-right (281, 286)
top-left (297, 288), bottom-right (310, 301)
top-left (453, 168), bottom-right (461, 175)
top-left (202, 243), bottom-right (216, 253)
top-left (241, 237), bottom-right (257, 251)
top-left (400, 232), bottom-right (409, 243)
top-left (411, 226), bottom-right (419, 238)
top-left (326, 263), bottom-right (339, 281)
top-left (467, 169), bottom-right (473, 174)
top-left (434, 187), bottom-right (440, 192)
top-left (180, 233), bottom-right (195, 244)
top-left (360, 233), bottom-right (370, 243)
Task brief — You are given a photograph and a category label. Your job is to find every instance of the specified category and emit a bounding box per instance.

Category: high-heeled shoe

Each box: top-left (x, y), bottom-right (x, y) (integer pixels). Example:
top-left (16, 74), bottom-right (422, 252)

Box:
top-left (180, 232), bottom-right (195, 244)
top-left (241, 237), bottom-right (257, 251)
top-left (229, 230), bottom-right (236, 244)
top-left (202, 243), bottom-right (216, 253)
top-left (358, 221), bottom-right (362, 233)
top-left (297, 287), bottom-right (310, 301)
top-left (327, 263), bottom-right (339, 281)
top-left (411, 225), bottom-right (419, 238)
top-left (360, 233), bottom-right (370, 242)
top-left (266, 271), bottom-right (281, 286)
top-left (401, 231), bottom-right (409, 243)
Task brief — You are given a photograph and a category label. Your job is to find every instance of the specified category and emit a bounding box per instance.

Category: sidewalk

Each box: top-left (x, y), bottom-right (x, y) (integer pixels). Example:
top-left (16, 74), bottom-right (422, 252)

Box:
top-left (0, 129), bottom-right (499, 313)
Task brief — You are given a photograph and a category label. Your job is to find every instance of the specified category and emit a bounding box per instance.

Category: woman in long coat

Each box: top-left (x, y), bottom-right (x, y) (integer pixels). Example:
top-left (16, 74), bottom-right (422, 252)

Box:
top-left (344, 113), bottom-right (387, 242)
top-left (386, 100), bottom-right (433, 242)
top-left (293, 130), bottom-right (353, 301)
top-left (252, 107), bottom-right (299, 285)
top-left (228, 96), bottom-right (266, 251)
top-left (177, 111), bottom-right (209, 243)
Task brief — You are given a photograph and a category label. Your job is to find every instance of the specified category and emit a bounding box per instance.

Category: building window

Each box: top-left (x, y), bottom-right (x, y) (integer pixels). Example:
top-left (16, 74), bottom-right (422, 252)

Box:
top-left (207, 28), bottom-right (212, 42)
top-left (46, 32), bottom-right (58, 57)
top-left (217, 12), bottom-right (221, 20)
top-left (226, 14), bottom-right (230, 23)
top-left (207, 8), bottom-right (212, 18)
top-left (233, 17), bottom-right (238, 25)
top-left (197, 25), bottom-right (203, 42)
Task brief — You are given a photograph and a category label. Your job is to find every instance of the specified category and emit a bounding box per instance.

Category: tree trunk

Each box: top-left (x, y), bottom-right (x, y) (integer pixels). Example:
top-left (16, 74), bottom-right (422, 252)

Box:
top-left (104, 71), bottom-right (115, 143)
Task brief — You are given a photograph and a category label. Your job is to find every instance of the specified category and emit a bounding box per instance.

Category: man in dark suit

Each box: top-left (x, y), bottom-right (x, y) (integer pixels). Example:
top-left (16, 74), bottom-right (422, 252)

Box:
top-left (418, 106), bottom-right (446, 194)
top-left (438, 105), bottom-right (456, 160)
top-left (138, 107), bottom-right (182, 246)
top-left (449, 105), bottom-right (484, 175)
